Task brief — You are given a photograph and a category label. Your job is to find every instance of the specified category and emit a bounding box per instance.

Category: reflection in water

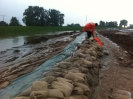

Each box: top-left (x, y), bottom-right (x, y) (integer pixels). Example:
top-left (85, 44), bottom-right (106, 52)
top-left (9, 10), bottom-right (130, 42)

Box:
top-left (0, 37), bottom-right (25, 52)
top-left (0, 31), bottom-right (73, 52)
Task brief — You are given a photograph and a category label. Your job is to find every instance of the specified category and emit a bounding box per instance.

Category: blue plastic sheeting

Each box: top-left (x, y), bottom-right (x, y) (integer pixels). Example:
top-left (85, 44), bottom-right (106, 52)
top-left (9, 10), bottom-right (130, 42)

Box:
top-left (0, 32), bottom-right (86, 99)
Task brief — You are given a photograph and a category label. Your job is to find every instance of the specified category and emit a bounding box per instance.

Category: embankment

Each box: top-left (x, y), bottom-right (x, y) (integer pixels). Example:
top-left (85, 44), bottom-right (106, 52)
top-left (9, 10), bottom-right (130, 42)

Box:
top-left (12, 39), bottom-right (103, 99)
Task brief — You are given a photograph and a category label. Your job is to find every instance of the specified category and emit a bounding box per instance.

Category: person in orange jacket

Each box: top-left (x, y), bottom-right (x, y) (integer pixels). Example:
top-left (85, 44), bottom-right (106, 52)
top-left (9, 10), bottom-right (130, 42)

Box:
top-left (83, 22), bottom-right (98, 39)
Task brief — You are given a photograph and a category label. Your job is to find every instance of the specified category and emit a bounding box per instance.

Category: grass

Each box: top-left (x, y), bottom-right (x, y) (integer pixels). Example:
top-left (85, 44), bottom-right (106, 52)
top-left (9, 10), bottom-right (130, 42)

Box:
top-left (0, 26), bottom-right (123, 38)
top-left (0, 26), bottom-right (83, 38)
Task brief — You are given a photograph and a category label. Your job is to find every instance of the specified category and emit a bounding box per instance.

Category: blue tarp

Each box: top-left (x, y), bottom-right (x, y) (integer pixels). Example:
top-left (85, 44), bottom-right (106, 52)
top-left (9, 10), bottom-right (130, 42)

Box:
top-left (0, 32), bottom-right (86, 99)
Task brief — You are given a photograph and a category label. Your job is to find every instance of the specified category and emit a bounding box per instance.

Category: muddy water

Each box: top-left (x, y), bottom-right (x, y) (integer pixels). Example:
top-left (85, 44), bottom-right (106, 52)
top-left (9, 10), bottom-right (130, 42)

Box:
top-left (0, 31), bottom-right (73, 52)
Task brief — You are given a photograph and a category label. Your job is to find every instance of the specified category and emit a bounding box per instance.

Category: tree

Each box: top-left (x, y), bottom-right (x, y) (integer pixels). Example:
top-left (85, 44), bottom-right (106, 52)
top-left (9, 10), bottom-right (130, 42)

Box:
top-left (67, 23), bottom-right (81, 27)
top-left (22, 6), bottom-right (64, 26)
top-left (119, 19), bottom-right (128, 28)
top-left (0, 21), bottom-right (8, 26)
top-left (22, 6), bottom-right (45, 26)
top-left (129, 24), bottom-right (133, 28)
top-left (48, 9), bottom-right (64, 26)
top-left (59, 14), bottom-right (64, 26)
top-left (9, 17), bottom-right (20, 26)
top-left (99, 21), bottom-right (105, 27)
top-left (105, 21), bottom-right (118, 27)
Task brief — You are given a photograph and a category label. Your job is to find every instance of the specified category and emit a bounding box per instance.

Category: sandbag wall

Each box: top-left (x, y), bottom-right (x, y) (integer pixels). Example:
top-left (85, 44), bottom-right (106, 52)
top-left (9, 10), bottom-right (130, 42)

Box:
top-left (13, 39), bottom-right (103, 99)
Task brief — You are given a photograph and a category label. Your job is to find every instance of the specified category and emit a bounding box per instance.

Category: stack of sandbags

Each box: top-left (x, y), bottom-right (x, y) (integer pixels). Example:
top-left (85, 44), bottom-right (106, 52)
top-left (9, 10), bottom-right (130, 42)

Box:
top-left (13, 39), bottom-right (103, 99)
top-left (111, 89), bottom-right (132, 99)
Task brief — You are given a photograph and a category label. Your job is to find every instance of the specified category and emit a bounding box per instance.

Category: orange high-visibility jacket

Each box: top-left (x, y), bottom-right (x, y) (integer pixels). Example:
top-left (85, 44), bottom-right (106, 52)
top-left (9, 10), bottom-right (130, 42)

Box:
top-left (83, 22), bottom-right (96, 34)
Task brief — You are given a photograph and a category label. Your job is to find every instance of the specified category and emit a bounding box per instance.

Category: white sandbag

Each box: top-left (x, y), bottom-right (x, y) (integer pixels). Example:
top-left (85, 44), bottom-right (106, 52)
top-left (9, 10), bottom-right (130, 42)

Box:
top-left (41, 76), bottom-right (55, 84)
top-left (81, 59), bottom-right (92, 67)
top-left (30, 90), bottom-right (48, 99)
top-left (67, 95), bottom-right (89, 99)
top-left (69, 69), bottom-right (80, 73)
top-left (47, 89), bottom-right (64, 98)
top-left (114, 89), bottom-right (131, 97)
top-left (57, 81), bottom-right (74, 89)
top-left (73, 87), bottom-right (83, 95)
top-left (91, 56), bottom-right (96, 61)
top-left (56, 77), bottom-right (72, 83)
top-left (12, 96), bottom-right (30, 99)
top-left (74, 82), bottom-right (90, 92)
top-left (90, 51), bottom-right (97, 57)
top-left (112, 94), bottom-right (131, 99)
top-left (51, 81), bottom-right (72, 97)
top-left (31, 81), bottom-right (48, 91)
top-left (65, 72), bottom-right (85, 82)
top-left (79, 67), bottom-right (89, 73)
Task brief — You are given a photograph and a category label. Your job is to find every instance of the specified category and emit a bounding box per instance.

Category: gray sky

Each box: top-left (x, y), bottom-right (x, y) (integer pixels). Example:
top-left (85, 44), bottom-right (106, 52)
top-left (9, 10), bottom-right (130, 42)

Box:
top-left (0, 0), bottom-right (132, 26)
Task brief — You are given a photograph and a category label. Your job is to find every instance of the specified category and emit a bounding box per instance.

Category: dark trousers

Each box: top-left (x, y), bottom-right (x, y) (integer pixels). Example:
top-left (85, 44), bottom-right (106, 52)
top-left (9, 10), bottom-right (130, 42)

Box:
top-left (86, 31), bottom-right (92, 38)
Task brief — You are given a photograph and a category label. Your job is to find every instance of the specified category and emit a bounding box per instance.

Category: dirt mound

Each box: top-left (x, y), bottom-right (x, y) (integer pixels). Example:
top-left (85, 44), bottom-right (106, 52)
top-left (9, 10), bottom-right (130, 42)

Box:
top-left (98, 30), bottom-right (133, 67)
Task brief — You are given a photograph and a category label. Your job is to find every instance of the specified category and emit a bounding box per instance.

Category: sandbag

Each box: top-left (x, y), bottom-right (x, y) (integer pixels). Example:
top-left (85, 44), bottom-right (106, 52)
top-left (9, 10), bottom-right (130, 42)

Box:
top-left (12, 97), bottom-right (30, 99)
top-left (79, 67), bottom-right (89, 73)
top-left (91, 56), bottom-right (96, 61)
top-left (89, 51), bottom-right (97, 57)
top-left (31, 81), bottom-right (48, 91)
top-left (85, 54), bottom-right (92, 61)
top-left (41, 76), bottom-right (55, 84)
top-left (0, 81), bottom-right (10, 89)
top-left (67, 95), bottom-right (89, 99)
top-left (112, 94), bottom-right (131, 99)
top-left (19, 87), bottom-right (31, 96)
top-left (75, 52), bottom-right (86, 58)
top-left (113, 89), bottom-right (131, 97)
top-left (68, 69), bottom-right (80, 73)
top-left (81, 59), bottom-right (92, 67)
top-left (64, 72), bottom-right (85, 82)
top-left (73, 87), bottom-right (83, 95)
top-left (56, 77), bottom-right (72, 83)
top-left (51, 81), bottom-right (73, 97)
top-left (57, 81), bottom-right (74, 89)
top-left (47, 89), bottom-right (64, 98)
top-left (57, 62), bottom-right (70, 69)
top-left (30, 90), bottom-right (48, 99)
top-left (74, 82), bottom-right (90, 92)
top-left (52, 67), bottom-right (62, 72)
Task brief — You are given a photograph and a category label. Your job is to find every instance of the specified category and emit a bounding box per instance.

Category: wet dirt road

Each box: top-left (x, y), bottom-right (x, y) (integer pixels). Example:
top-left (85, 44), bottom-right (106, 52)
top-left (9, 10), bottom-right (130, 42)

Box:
top-left (91, 31), bottom-right (133, 99)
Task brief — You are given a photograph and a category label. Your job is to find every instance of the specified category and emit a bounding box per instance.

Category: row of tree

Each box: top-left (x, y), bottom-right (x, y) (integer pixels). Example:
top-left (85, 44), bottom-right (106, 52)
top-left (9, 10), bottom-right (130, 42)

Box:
top-left (99, 20), bottom-right (128, 28)
top-left (22, 6), bottom-right (64, 26)
top-left (0, 17), bottom-right (21, 26)
top-left (0, 6), bottom-right (65, 26)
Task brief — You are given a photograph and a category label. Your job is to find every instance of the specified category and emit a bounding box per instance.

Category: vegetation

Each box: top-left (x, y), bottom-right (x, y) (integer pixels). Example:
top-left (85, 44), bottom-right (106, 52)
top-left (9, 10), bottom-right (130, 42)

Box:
top-left (119, 19), bottom-right (128, 28)
top-left (0, 26), bottom-right (82, 37)
top-left (22, 6), bottom-right (64, 26)
top-left (67, 23), bottom-right (81, 27)
top-left (99, 21), bottom-right (118, 27)
top-left (128, 24), bottom-right (133, 28)
top-left (9, 17), bottom-right (20, 26)
top-left (0, 21), bottom-right (8, 26)
top-left (99, 19), bottom-right (128, 28)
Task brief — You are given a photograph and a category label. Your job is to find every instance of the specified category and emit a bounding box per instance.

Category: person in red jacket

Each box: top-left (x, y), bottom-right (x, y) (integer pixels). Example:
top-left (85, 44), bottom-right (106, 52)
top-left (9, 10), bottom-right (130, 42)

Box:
top-left (83, 22), bottom-right (98, 39)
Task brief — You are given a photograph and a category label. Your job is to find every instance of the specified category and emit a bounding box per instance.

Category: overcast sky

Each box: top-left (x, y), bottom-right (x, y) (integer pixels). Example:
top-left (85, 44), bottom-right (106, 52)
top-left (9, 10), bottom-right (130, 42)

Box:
top-left (0, 0), bottom-right (132, 26)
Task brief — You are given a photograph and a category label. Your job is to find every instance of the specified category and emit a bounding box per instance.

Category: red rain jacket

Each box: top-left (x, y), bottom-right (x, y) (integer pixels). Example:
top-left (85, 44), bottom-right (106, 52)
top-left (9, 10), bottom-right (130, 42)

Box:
top-left (83, 22), bottom-right (96, 34)
top-left (93, 37), bottom-right (103, 47)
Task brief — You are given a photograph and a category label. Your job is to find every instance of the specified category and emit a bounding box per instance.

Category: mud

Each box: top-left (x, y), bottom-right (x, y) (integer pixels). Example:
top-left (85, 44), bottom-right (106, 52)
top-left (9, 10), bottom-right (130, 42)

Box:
top-left (91, 30), bottom-right (133, 99)
top-left (0, 32), bottom-right (81, 89)
top-left (98, 30), bottom-right (133, 67)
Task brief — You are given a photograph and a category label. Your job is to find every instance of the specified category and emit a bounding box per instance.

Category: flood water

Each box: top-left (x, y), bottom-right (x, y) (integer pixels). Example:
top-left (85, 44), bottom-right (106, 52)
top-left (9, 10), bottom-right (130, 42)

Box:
top-left (0, 31), bottom-right (72, 52)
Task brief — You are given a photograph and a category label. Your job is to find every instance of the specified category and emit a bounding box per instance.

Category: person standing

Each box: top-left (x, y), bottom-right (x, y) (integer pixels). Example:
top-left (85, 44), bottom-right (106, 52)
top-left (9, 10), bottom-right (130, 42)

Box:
top-left (83, 22), bottom-right (98, 39)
